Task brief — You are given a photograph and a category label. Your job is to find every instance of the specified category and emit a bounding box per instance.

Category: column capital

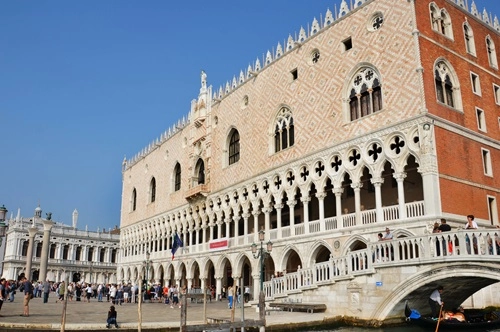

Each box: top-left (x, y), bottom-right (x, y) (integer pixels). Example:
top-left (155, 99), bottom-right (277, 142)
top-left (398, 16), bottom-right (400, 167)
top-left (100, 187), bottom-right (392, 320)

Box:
top-left (371, 177), bottom-right (384, 185)
top-left (287, 200), bottom-right (297, 208)
top-left (301, 196), bottom-right (311, 204)
top-left (315, 192), bottom-right (327, 200)
top-left (28, 227), bottom-right (38, 237)
top-left (333, 187), bottom-right (344, 195)
top-left (394, 172), bottom-right (407, 181)
top-left (274, 203), bottom-right (284, 210)
top-left (42, 219), bottom-right (55, 232)
top-left (351, 182), bottom-right (363, 190)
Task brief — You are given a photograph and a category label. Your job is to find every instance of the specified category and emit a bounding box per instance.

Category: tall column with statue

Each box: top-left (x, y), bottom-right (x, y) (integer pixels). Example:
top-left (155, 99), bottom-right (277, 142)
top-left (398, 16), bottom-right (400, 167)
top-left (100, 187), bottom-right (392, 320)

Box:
top-left (39, 215), bottom-right (54, 282)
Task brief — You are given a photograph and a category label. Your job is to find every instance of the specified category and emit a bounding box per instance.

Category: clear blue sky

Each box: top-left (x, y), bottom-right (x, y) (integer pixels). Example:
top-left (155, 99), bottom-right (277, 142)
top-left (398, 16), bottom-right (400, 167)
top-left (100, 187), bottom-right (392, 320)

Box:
top-left (1, 0), bottom-right (498, 231)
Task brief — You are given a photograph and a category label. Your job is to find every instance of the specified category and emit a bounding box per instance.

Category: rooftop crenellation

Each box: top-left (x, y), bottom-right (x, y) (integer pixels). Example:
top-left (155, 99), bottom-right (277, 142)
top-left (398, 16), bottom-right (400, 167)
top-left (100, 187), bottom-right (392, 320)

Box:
top-left (123, 0), bottom-right (500, 170)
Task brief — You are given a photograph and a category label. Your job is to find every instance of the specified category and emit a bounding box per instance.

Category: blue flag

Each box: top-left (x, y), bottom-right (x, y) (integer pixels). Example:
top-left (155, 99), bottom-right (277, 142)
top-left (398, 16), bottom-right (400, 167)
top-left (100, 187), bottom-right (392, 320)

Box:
top-left (171, 232), bottom-right (183, 260)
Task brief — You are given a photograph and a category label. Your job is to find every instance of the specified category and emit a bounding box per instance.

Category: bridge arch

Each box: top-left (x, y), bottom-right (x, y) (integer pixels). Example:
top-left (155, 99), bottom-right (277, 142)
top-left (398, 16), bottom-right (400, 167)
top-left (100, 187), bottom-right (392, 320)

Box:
top-left (372, 262), bottom-right (500, 321)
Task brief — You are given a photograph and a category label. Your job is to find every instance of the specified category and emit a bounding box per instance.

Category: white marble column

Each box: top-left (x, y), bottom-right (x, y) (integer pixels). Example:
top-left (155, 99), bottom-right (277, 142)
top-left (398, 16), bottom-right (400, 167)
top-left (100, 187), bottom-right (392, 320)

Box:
top-left (316, 192), bottom-right (326, 231)
top-left (275, 204), bottom-right (283, 239)
top-left (394, 172), bottom-right (407, 219)
top-left (25, 227), bottom-right (38, 281)
top-left (39, 219), bottom-right (54, 282)
top-left (372, 177), bottom-right (385, 223)
top-left (301, 196), bottom-right (310, 234)
top-left (352, 182), bottom-right (362, 226)
top-left (288, 200), bottom-right (296, 236)
top-left (334, 187), bottom-right (343, 229)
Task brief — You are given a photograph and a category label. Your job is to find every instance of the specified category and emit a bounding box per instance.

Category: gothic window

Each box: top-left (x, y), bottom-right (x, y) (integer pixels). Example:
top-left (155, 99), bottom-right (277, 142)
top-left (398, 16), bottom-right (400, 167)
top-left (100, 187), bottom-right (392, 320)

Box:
top-left (131, 188), bottom-right (137, 211)
top-left (463, 23), bottom-right (476, 55)
top-left (487, 36), bottom-right (498, 69)
top-left (195, 159), bottom-right (205, 185)
top-left (274, 107), bottom-right (295, 152)
top-left (348, 67), bottom-right (383, 121)
top-left (150, 177), bottom-right (156, 203)
top-left (430, 4), bottom-right (453, 39)
top-left (174, 163), bottom-right (182, 191)
top-left (228, 129), bottom-right (240, 165)
top-left (434, 61), bottom-right (461, 109)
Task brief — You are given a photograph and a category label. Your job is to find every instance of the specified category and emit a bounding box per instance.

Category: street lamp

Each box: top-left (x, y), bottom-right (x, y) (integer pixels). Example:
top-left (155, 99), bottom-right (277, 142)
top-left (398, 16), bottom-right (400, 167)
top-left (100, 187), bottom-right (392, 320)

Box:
top-left (251, 230), bottom-right (273, 293)
top-left (143, 251), bottom-right (151, 302)
top-left (0, 205), bottom-right (8, 239)
top-left (251, 230), bottom-right (272, 321)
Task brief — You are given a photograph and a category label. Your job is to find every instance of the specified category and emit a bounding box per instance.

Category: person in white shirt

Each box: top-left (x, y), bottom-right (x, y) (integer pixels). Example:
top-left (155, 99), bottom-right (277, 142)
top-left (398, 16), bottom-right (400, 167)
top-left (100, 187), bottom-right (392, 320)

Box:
top-left (429, 286), bottom-right (444, 319)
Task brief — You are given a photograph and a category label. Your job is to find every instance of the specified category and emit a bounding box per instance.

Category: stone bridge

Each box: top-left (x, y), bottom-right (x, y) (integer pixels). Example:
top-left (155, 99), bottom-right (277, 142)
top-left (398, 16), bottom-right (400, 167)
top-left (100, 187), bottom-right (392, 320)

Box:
top-left (263, 229), bottom-right (500, 323)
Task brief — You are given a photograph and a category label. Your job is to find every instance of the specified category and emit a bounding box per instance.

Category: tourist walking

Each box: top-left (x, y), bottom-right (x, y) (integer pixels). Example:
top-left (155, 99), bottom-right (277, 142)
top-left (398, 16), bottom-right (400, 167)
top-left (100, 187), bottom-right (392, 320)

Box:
top-left (0, 278), bottom-right (7, 316)
top-left (43, 279), bottom-right (51, 303)
top-left (20, 276), bottom-right (33, 317)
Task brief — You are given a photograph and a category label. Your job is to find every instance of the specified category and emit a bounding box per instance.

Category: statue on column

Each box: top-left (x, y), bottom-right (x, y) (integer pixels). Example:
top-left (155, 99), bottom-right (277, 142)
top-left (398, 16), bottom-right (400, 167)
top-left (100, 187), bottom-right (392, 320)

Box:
top-left (201, 70), bottom-right (207, 90)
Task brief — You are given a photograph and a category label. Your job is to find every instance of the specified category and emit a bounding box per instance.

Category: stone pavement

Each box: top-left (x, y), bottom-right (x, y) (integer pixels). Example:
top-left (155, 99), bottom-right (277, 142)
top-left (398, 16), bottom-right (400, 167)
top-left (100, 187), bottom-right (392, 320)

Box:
top-left (0, 295), bottom-right (327, 331)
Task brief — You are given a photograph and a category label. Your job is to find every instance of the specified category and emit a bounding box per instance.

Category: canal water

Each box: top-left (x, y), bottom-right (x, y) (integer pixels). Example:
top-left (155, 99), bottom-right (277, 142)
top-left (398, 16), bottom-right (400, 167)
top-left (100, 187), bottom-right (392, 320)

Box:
top-left (310, 327), bottom-right (500, 332)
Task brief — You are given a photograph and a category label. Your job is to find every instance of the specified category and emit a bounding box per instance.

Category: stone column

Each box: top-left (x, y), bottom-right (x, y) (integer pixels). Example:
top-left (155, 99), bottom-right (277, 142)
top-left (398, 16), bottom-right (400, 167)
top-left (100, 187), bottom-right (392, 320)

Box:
top-left (252, 211), bottom-right (260, 242)
top-left (316, 192), bottom-right (326, 231)
top-left (371, 177), bottom-right (385, 223)
top-left (352, 182), bottom-right (362, 226)
top-left (39, 219), bottom-right (54, 282)
top-left (288, 200), bottom-right (296, 236)
top-left (334, 187), bottom-right (344, 229)
top-left (275, 204), bottom-right (283, 239)
top-left (301, 196), bottom-right (310, 234)
top-left (394, 172), bottom-right (407, 219)
top-left (25, 227), bottom-right (38, 281)
top-left (242, 213), bottom-right (250, 244)
top-left (263, 207), bottom-right (271, 234)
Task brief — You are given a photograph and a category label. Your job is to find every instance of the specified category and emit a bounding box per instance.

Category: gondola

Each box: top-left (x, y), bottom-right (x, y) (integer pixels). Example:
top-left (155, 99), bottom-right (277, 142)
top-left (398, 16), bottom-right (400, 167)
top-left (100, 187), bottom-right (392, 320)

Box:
top-left (405, 301), bottom-right (500, 330)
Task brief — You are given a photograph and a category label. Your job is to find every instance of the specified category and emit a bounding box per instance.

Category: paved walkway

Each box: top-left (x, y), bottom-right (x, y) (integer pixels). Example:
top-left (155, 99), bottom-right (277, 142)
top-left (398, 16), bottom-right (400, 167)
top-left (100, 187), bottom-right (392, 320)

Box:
top-left (0, 296), bottom-right (327, 331)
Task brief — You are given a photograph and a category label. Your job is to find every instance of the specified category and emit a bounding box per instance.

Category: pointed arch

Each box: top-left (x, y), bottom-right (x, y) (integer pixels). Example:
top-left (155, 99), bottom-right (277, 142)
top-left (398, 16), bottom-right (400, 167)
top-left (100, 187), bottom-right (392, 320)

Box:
top-left (273, 106), bottom-right (295, 153)
top-left (463, 22), bottom-right (476, 55)
top-left (131, 188), bottom-right (137, 211)
top-left (174, 163), bottom-right (181, 191)
top-left (195, 158), bottom-right (205, 185)
top-left (346, 65), bottom-right (383, 121)
top-left (434, 59), bottom-right (462, 111)
top-left (150, 177), bottom-right (156, 203)
top-left (227, 128), bottom-right (240, 166)
top-left (486, 35), bottom-right (498, 69)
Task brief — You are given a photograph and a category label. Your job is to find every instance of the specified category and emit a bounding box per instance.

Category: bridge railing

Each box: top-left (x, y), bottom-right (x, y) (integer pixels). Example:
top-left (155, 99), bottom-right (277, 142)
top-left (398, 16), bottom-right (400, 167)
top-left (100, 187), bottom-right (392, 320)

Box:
top-left (263, 229), bottom-right (500, 300)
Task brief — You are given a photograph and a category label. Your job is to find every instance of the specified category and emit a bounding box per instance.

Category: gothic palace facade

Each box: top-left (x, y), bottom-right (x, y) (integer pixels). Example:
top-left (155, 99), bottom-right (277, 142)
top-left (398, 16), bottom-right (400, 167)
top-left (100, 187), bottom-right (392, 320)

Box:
top-left (118, 0), bottom-right (500, 302)
top-left (2, 205), bottom-right (120, 283)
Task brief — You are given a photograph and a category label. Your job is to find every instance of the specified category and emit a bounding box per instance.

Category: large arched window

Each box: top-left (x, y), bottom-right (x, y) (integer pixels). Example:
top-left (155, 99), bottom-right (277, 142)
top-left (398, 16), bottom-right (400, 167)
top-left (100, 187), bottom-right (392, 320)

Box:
top-left (463, 23), bottom-right (476, 55)
top-left (131, 188), bottom-right (137, 211)
top-left (487, 36), bottom-right (498, 69)
top-left (195, 159), bottom-right (205, 185)
top-left (434, 60), bottom-right (461, 110)
top-left (274, 107), bottom-right (294, 153)
top-left (150, 177), bottom-right (156, 203)
top-left (174, 163), bottom-right (182, 191)
top-left (228, 129), bottom-right (240, 165)
top-left (348, 67), bottom-right (382, 121)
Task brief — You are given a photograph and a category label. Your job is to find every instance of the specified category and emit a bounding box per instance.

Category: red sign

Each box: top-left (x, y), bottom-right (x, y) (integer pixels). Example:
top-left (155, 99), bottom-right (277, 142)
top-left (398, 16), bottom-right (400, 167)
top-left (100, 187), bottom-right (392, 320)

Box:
top-left (209, 239), bottom-right (228, 251)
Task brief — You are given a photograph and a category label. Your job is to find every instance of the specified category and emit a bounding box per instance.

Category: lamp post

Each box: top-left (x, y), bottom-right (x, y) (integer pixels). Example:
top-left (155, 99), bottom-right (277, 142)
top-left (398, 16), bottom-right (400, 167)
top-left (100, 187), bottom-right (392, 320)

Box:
top-left (0, 205), bottom-right (8, 276)
top-left (143, 251), bottom-right (151, 302)
top-left (0, 205), bottom-right (8, 241)
top-left (251, 229), bottom-right (272, 325)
